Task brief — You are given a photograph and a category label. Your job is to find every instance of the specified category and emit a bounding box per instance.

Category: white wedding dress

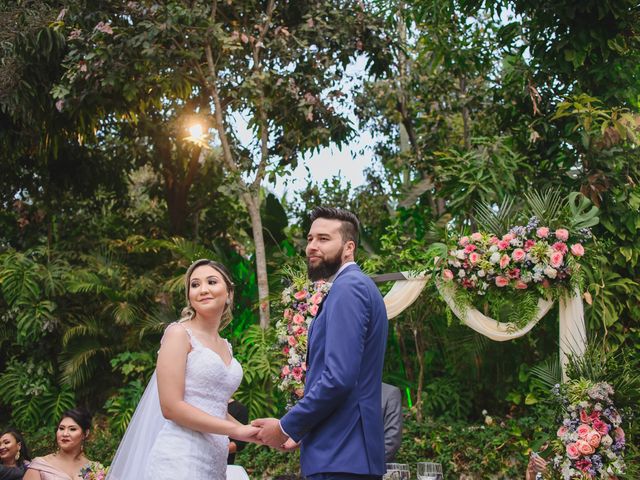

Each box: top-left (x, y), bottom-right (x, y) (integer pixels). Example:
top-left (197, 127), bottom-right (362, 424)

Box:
top-left (107, 323), bottom-right (243, 480)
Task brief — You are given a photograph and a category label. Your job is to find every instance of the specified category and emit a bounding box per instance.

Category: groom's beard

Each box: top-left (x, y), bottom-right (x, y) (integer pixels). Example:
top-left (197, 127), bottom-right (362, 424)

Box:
top-left (307, 247), bottom-right (343, 282)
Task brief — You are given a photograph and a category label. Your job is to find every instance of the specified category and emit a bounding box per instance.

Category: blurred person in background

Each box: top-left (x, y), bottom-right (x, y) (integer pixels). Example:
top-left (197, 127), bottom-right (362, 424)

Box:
top-left (0, 429), bottom-right (31, 480)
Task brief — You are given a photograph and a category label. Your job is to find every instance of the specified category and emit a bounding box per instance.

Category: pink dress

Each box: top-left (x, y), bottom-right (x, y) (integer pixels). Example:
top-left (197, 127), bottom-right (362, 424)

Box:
top-left (27, 457), bottom-right (83, 480)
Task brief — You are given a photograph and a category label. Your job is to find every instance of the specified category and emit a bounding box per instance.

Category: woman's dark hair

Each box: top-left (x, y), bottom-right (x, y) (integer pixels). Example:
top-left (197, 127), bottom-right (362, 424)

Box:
top-left (58, 407), bottom-right (92, 432)
top-left (0, 429), bottom-right (31, 463)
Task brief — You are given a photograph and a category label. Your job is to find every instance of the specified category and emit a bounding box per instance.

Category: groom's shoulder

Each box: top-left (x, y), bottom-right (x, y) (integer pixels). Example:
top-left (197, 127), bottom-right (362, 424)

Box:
top-left (337, 265), bottom-right (377, 291)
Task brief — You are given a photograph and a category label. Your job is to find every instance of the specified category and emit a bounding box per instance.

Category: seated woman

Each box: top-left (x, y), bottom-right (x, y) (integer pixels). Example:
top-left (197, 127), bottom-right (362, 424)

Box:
top-left (0, 429), bottom-right (31, 480)
top-left (24, 408), bottom-right (95, 480)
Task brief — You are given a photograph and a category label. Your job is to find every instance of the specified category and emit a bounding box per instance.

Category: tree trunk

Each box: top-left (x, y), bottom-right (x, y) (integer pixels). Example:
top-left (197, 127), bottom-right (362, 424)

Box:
top-left (243, 191), bottom-right (270, 328)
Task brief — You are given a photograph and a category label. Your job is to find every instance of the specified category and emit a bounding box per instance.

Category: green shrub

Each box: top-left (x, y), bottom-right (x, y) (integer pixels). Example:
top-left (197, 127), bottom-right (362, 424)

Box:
top-left (233, 410), bottom-right (553, 479)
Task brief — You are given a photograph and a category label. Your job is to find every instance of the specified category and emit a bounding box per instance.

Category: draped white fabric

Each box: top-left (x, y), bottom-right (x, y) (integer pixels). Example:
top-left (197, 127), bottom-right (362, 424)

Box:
top-left (381, 274), bottom-right (586, 378)
top-left (437, 283), bottom-right (554, 341)
top-left (383, 272), bottom-right (428, 319)
top-left (106, 372), bottom-right (165, 480)
top-left (559, 292), bottom-right (587, 381)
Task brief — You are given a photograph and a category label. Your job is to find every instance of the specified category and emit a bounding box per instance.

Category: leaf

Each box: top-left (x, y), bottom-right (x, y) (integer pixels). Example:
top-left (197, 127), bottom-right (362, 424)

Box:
top-left (567, 192), bottom-right (600, 229)
top-left (473, 196), bottom-right (514, 234)
top-left (524, 188), bottom-right (564, 225)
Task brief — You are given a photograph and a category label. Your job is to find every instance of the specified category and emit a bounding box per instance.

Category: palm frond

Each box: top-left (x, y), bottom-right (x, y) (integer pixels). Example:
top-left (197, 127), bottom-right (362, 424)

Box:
top-left (524, 188), bottom-right (564, 225)
top-left (110, 301), bottom-right (143, 326)
top-left (137, 305), bottom-right (176, 340)
top-left (530, 355), bottom-right (562, 391)
top-left (473, 196), bottom-right (514, 234)
top-left (61, 341), bottom-right (113, 388)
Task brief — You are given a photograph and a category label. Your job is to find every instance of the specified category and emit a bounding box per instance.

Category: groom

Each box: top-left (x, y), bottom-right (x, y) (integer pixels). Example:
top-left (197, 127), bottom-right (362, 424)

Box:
top-left (254, 207), bottom-right (388, 480)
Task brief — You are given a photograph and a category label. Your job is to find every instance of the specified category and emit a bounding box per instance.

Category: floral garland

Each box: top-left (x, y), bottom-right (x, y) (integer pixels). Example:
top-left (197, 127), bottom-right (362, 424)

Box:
top-left (275, 279), bottom-right (331, 404)
top-left (550, 380), bottom-right (625, 479)
top-left (80, 462), bottom-right (108, 480)
top-left (440, 217), bottom-right (591, 328)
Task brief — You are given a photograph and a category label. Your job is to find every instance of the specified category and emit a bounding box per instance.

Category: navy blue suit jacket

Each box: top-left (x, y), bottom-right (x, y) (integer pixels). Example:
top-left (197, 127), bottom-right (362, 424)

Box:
top-left (280, 264), bottom-right (388, 477)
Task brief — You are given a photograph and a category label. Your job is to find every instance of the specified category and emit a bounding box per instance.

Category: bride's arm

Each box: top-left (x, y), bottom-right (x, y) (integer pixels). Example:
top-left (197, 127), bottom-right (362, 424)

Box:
top-left (156, 326), bottom-right (257, 440)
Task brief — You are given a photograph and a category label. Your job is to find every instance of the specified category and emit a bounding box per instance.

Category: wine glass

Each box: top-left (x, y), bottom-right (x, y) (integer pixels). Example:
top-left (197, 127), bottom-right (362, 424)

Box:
top-left (417, 462), bottom-right (443, 480)
top-left (384, 463), bottom-right (411, 480)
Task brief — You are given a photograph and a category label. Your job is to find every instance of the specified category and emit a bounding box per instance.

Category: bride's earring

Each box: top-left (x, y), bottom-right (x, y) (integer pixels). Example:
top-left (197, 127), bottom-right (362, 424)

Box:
top-left (15, 449), bottom-right (20, 461)
top-left (225, 298), bottom-right (231, 305)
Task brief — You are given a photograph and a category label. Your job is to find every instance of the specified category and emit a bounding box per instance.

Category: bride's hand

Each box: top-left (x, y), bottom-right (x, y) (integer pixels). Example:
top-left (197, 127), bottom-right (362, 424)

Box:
top-left (231, 424), bottom-right (262, 443)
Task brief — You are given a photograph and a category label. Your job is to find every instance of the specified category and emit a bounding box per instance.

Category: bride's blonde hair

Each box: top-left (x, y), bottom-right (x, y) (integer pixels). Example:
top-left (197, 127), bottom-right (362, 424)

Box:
top-left (179, 259), bottom-right (235, 330)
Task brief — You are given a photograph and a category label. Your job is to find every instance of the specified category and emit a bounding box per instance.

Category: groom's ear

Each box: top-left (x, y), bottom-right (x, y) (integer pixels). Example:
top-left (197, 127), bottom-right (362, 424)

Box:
top-left (344, 239), bottom-right (356, 257)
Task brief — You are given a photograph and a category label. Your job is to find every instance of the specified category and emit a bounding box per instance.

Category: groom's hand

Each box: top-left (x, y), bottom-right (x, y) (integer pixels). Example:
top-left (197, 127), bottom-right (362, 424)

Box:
top-left (251, 418), bottom-right (289, 448)
top-left (281, 438), bottom-right (299, 451)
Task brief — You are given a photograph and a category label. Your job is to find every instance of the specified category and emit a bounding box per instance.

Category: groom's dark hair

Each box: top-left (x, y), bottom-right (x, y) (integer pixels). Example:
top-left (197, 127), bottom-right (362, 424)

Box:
top-left (310, 207), bottom-right (360, 248)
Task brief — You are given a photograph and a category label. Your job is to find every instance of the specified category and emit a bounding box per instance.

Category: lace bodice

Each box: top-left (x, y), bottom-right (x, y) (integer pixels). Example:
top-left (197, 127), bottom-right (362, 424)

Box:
top-left (181, 324), bottom-right (243, 419)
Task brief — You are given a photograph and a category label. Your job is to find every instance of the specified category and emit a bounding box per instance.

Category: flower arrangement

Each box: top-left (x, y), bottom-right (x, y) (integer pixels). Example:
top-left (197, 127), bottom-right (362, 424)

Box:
top-left (275, 278), bottom-right (331, 404)
top-left (443, 218), bottom-right (589, 294)
top-left (80, 462), bottom-right (108, 480)
top-left (549, 380), bottom-right (625, 479)
top-left (440, 217), bottom-right (591, 328)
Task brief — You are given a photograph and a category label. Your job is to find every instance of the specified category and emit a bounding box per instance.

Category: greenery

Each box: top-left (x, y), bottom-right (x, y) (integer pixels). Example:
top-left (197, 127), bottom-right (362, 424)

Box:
top-left (1, 0), bottom-right (638, 477)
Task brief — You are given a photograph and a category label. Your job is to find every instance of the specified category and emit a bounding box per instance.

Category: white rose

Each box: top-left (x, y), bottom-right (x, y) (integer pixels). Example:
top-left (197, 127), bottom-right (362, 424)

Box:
top-left (458, 270), bottom-right (466, 278)
top-left (456, 249), bottom-right (467, 259)
top-left (544, 266), bottom-right (557, 278)
top-left (490, 252), bottom-right (501, 264)
top-left (489, 245), bottom-right (498, 252)
top-left (477, 269), bottom-right (486, 277)
top-left (600, 434), bottom-right (613, 448)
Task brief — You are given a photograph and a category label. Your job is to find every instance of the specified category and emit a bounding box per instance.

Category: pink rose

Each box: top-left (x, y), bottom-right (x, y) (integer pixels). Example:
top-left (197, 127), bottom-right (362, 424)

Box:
top-left (502, 233), bottom-right (515, 242)
top-left (495, 276), bottom-right (509, 287)
top-left (577, 424), bottom-right (591, 439)
top-left (614, 427), bottom-right (625, 442)
top-left (557, 425), bottom-right (569, 438)
top-left (469, 252), bottom-right (480, 264)
top-left (550, 251), bottom-right (564, 268)
top-left (294, 290), bottom-right (307, 300)
top-left (580, 410), bottom-right (590, 423)
top-left (292, 367), bottom-right (303, 380)
top-left (524, 239), bottom-right (536, 251)
top-left (586, 430), bottom-right (601, 448)
top-left (293, 313), bottom-right (305, 324)
top-left (592, 418), bottom-right (609, 435)
top-left (471, 232), bottom-right (483, 242)
top-left (552, 241), bottom-right (568, 254)
top-left (295, 326), bottom-right (307, 336)
top-left (282, 365), bottom-right (290, 376)
top-left (497, 240), bottom-right (510, 250)
top-left (282, 346), bottom-right (290, 355)
top-left (512, 248), bottom-right (526, 262)
top-left (284, 308), bottom-right (293, 320)
top-left (515, 280), bottom-right (528, 289)
top-left (459, 236), bottom-right (470, 246)
top-left (488, 236), bottom-right (499, 245)
top-left (571, 243), bottom-right (585, 257)
top-left (536, 227), bottom-right (549, 238)
top-left (499, 254), bottom-right (510, 268)
top-left (566, 442), bottom-right (580, 459)
top-left (555, 228), bottom-right (569, 241)
top-left (443, 269), bottom-right (454, 281)
top-left (310, 292), bottom-right (324, 304)
top-left (576, 439), bottom-right (594, 455)
top-left (464, 244), bottom-right (477, 253)
top-left (309, 304), bottom-right (319, 316)
top-left (288, 336), bottom-right (298, 346)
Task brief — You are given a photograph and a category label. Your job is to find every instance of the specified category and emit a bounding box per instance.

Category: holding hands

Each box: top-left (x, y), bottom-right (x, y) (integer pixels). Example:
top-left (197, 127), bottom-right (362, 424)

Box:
top-left (250, 418), bottom-right (299, 451)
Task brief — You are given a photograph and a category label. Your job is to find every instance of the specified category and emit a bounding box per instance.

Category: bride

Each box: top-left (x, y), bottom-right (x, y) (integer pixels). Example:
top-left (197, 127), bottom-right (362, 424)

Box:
top-left (107, 259), bottom-right (259, 480)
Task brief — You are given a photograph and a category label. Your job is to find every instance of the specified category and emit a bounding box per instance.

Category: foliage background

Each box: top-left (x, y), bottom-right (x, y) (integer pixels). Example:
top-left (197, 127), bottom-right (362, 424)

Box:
top-left (1, 0), bottom-right (639, 478)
